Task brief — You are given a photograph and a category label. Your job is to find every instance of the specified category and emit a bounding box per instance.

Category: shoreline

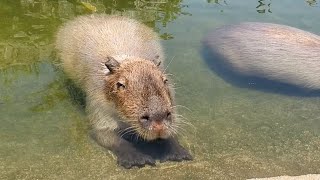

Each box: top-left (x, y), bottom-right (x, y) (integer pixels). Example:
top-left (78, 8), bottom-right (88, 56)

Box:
top-left (248, 174), bottom-right (320, 180)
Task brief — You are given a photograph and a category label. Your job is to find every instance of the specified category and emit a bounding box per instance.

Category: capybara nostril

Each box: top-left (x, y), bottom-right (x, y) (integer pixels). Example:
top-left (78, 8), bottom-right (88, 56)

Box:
top-left (166, 111), bottom-right (171, 118)
top-left (139, 115), bottom-right (150, 123)
top-left (166, 111), bottom-right (172, 121)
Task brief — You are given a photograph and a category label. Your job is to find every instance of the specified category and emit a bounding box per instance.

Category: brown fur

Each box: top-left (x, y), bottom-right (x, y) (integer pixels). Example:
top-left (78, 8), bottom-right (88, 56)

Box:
top-left (56, 14), bottom-right (192, 168)
top-left (55, 14), bottom-right (180, 150)
top-left (104, 59), bottom-right (175, 140)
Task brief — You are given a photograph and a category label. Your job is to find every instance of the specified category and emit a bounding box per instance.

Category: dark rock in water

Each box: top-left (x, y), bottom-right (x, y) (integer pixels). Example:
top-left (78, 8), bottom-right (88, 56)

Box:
top-left (202, 22), bottom-right (320, 96)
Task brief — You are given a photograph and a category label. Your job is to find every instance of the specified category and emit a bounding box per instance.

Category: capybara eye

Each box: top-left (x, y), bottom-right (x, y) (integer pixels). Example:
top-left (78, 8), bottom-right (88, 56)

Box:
top-left (116, 82), bottom-right (125, 90)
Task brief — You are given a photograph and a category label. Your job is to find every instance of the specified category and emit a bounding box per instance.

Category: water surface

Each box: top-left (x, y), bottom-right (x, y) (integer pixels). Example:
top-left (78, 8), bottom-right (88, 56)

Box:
top-left (1, 0), bottom-right (320, 179)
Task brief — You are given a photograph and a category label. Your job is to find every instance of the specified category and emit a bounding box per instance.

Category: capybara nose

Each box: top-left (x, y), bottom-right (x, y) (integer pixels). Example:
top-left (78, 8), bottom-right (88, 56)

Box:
top-left (151, 111), bottom-right (172, 123)
top-left (140, 111), bottom-right (171, 123)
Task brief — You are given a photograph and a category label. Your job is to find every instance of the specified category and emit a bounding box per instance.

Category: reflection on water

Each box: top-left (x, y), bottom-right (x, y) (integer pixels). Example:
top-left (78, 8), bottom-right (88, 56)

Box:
top-left (1, 0), bottom-right (320, 179)
top-left (207, 0), bottom-right (318, 13)
top-left (207, 0), bottom-right (227, 4)
top-left (256, 0), bottom-right (272, 13)
top-left (305, 0), bottom-right (318, 6)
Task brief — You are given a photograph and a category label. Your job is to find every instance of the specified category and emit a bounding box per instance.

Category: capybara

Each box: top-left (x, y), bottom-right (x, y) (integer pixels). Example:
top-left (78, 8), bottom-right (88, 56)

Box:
top-left (56, 14), bottom-right (192, 168)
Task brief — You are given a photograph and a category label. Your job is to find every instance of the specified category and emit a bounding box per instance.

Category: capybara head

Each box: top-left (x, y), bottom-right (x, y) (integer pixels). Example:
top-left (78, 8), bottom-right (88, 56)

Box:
top-left (104, 56), bottom-right (176, 140)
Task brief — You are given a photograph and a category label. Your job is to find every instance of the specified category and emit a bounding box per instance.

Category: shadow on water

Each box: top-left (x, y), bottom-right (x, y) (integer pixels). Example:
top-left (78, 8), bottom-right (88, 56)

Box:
top-left (201, 44), bottom-right (320, 97)
top-left (64, 77), bottom-right (86, 110)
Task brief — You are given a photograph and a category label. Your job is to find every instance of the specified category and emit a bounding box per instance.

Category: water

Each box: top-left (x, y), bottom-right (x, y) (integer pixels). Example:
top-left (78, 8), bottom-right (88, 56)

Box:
top-left (1, 0), bottom-right (320, 179)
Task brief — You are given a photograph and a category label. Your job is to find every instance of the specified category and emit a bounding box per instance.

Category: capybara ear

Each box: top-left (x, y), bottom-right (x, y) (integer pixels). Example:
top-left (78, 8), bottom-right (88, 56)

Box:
top-left (105, 56), bottom-right (120, 73)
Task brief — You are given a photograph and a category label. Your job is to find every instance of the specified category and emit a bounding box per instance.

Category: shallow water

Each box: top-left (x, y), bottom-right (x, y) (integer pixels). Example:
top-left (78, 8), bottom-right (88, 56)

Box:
top-left (1, 0), bottom-right (320, 179)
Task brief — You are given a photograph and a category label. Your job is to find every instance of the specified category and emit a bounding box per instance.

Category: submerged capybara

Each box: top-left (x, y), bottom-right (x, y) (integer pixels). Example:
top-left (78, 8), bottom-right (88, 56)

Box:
top-left (55, 14), bottom-right (192, 168)
top-left (203, 22), bottom-right (320, 92)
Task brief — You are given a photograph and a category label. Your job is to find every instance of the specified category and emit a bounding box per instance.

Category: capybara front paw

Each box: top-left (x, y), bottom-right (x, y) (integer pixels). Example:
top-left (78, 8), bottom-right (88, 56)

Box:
top-left (160, 146), bottom-right (193, 163)
top-left (117, 151), bottom-right (156, 169)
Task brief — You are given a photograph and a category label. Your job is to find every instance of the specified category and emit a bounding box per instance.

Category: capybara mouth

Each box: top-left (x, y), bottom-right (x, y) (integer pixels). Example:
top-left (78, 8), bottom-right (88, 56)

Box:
top-left (136, 120), bottom-right (171, 140)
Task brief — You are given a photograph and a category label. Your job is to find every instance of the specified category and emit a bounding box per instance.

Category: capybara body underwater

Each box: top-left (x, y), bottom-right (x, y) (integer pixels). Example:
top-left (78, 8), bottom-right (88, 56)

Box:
top-left (56, 14), bottom-right (192, 168)
top-left (203, 22), bottom-right (320, 94)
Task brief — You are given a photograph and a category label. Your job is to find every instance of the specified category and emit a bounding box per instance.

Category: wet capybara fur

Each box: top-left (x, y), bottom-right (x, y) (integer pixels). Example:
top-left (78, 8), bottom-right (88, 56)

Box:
top-left (56, 14), bottom-right (192, 168)
top-left (203, 22), bottom-right (320, 96)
